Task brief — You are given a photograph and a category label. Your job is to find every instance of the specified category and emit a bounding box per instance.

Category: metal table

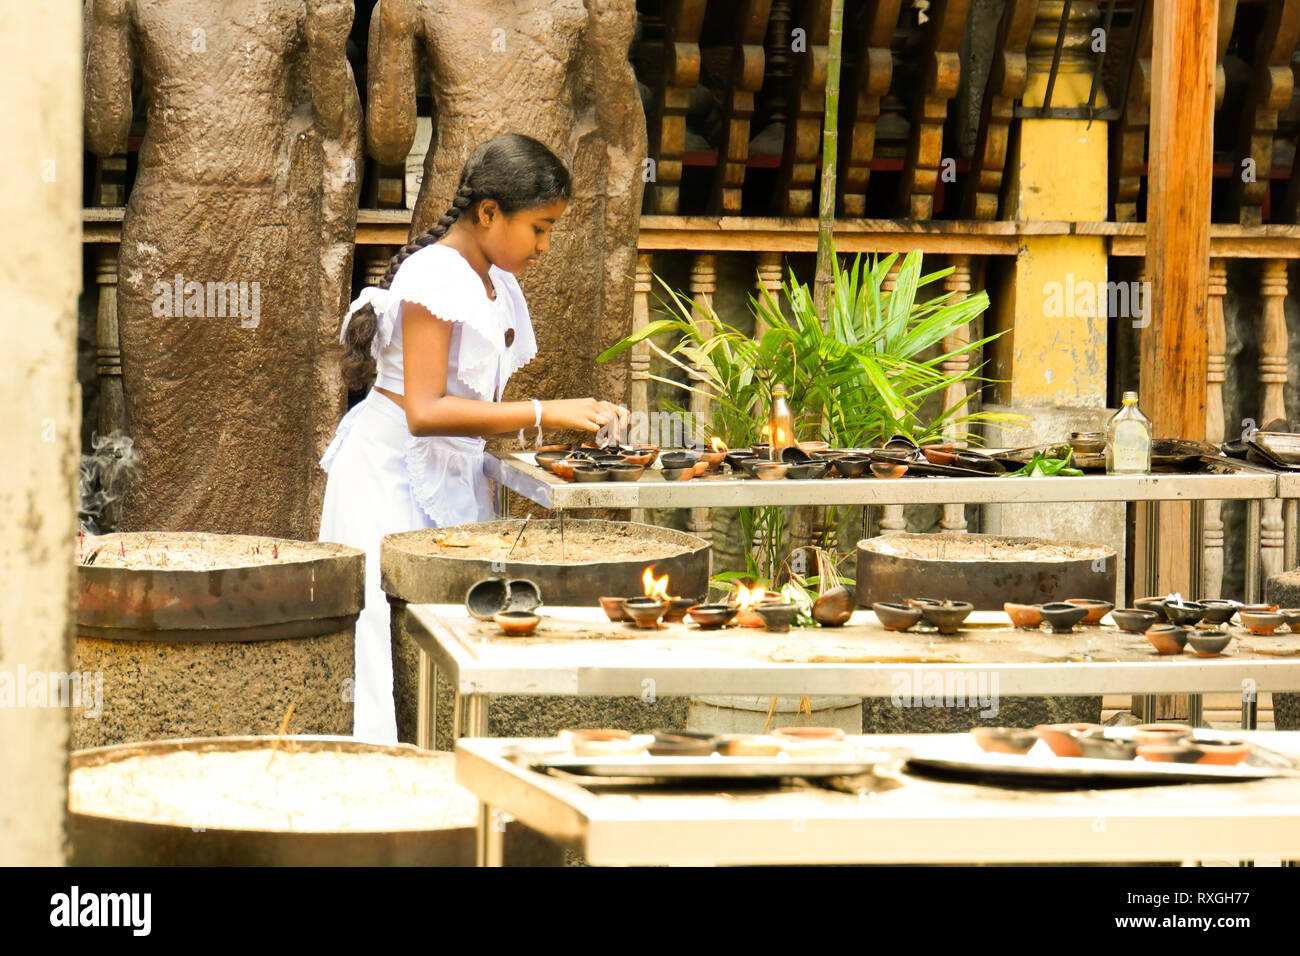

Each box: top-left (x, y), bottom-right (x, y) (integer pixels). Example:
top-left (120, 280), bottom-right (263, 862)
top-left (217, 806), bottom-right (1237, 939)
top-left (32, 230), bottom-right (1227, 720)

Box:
top-left (456, 730), bottom-right (1300, 866)
top-left (406, 605), bottom-right (1300, 746)
top-left (486, 450), bottom-right (1276, 602)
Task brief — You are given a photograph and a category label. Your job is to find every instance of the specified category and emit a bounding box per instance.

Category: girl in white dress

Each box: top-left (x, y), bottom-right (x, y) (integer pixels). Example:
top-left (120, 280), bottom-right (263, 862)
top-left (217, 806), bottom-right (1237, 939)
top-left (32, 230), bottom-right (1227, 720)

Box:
top-left (319, 133), bottom-right (626, 743)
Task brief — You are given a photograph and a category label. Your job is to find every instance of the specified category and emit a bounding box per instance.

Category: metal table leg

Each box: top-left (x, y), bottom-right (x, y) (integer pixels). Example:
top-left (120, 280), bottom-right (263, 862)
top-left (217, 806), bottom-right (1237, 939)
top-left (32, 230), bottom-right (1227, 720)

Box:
top-left (1246, 499), bottom-right (1262, 603)
top-left (416, 650), bottom-right (436, 751)
top-left (1187, 693), bottom-right (1204, 728)
top-left (452, 692), bottom-right (463, 741)
top-left (477, 803), bottom-right (504, 867)
top-left (1242, 681), bottom-right (1258, 730)
top-left (464, 693), bottom-right (490, 737)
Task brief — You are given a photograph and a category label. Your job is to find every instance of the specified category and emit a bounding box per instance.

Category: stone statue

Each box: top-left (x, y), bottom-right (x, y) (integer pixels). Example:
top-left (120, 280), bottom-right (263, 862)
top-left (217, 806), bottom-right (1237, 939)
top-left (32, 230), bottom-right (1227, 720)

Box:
top-left (365, 0), bottom-right (646, 414)
top-left (84, 0), bottom-right (362, 539)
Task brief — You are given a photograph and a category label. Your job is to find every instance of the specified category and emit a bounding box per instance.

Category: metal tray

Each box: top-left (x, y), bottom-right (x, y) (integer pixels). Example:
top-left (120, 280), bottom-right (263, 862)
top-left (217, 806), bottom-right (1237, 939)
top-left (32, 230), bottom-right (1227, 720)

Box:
top-left (526, 749), bottom-right (894, 780)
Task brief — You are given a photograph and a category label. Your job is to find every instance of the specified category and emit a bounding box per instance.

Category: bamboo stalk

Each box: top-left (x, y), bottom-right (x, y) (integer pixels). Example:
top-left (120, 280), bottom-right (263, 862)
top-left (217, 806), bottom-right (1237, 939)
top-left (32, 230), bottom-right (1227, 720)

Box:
top-left (813, 0), bottom-right (845, 324)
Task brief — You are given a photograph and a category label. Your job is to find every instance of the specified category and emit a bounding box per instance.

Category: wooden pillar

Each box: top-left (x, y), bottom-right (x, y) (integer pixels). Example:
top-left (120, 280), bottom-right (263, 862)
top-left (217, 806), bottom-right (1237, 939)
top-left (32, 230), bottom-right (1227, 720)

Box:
top-left (1259, 259), bottom-right (1290, 585)
top-left (688, 254), bottom-right (716, 543)
top-left (940, 254), bottom-right (973, 532)
top-left (1143, 0), bottom-right (1215, 600)
top-left (1202, 260), bottom-right (1228, 599)
top-left (630, 253), bottom-right (654, 524)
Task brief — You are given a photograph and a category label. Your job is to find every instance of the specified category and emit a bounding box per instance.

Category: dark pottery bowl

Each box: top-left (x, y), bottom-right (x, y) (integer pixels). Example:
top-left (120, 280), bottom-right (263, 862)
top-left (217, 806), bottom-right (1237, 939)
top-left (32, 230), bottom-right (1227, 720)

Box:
top-left (647, 730), bottom-right (718, 757)
top-left (1004, 602), bottom-right (1044, 629)
top-left (1132, 724), bottom-right (1193, 746)
top-left (1134, 597), bottom-right (1171, 622)
top-left (572, 465), bottom-right (610, 482)
top-left (534, 448), bottom-right (568, 472)
top-left (505, 579), bottom-right (542, 612)
top-left (1144, 624), bottom-right (1189, 654)
top-left (1136, 743), bottom-right (1202, 764)
top-left (724, 450), bottom-right (758, 471)
top-left (1076, 735), bottom-right (1139, 761)
top-left (787, 460), bottom-right (832, 481)
top-left (798, 441), bottom-right (831, 453)
top-left (1186, 629), bottom-right (1231, 657)
top-left (872, 602), bottom-right (923, 631)
top-left (921, 446), bottom-right (958, 466)
top-left (1034, 723), bottom-right (1104, 758)
top-left (1064, 598), bottom-right (1114, 624)
top-left (465, 577), bottom-right (509, 621)
top-left (749, 443), bottom-right (771, 460)
top-left (1068, 431), bottom-right (1106, 454)
top-left (743, 459), bottom-right (791, 480)
top-left (920, 600), bottom-right (974, 635)
top-left (1238, 610), bottom-right (1284, 635)
top-left (870, 462), bottom-right (909, 479)
top-left (952, 450), bottom-right (1001, 473)
top-left (550, 458), bottom-right (582, 481)
top-left (660, 465), bottom-right (694, 482)
top-left (492, 610), bottom-right (540, 637)
top-left (622, 445), bottom-right (660, 467)
top-left (624, 597), bottom-right (667, 629)
top-left (754, 601), bottom-right (800, 632)
top-left (779, 445), bottom-right (812, 463)
top-left (884, 435), bottom-right (918, 451)
top-left (1038, 602), bottom-right (1090, 634)
top-left (970, 727), bottom-right (1038, 755)
top-left (1279, 608), bottom-right (1300, 630)
top-left (1198, 599), bottom-right (1239, 625)
top-left (605, 462), bottom-right (645, 482)
top-left (686, 603), bottom-right (739, 629)
top-left (1111, 607), bottom-right (1158, 633)
top-left (812, 586), bottom-right (855, 627)
top-left (1162, 600), bottom-right (1206, 627)
top-left (598, 596), bottom-right (629, 622)
top-left (1185, 737), bottom-right (1251, 766)
top-left (1237, 603), bottom-right (1279, 614)
top-left (832, 455), bottom-right (871, 478)
top-left (658, 451), bottom-right (699, 470)
top-left (661, 596), bottom-right (698, 624)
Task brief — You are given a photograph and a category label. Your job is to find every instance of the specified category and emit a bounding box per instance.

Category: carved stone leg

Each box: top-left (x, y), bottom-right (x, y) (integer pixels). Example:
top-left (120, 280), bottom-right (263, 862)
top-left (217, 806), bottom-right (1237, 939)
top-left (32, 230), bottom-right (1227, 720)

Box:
top-left (1259, 259), bottom-right (1289, 585)
top-left (1202, 259), bottom-right (1227, 598)
top-left (630, 253), bottom-right (654, 525)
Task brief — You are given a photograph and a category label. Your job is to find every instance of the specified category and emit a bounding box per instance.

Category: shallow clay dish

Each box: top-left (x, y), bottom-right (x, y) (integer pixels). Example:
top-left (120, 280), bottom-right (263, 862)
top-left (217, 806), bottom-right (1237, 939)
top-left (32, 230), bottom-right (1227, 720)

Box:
top-left (970, 727), bottom-right (1038, 755)
top-left (661, 596), bottom-right (698, 624)
top-left (606, 462), bottom-right (645, 482)
top-left (717, 735), bottom-right (783, 757)
top-left (920, 600), bottom-right (974, 634)
top-left (1185, 737), bottom-right (1252, 766)
top-left (1132, 723), bottom-right (1193, 747)
top-left (1069, 431), bottom-right (1106, 454)
top-left (1136, 743), bottom-right (1201, 764)
top-left (1238, 603), bottom-right (1279, 614)
top-left (1133, 596), bottom-right (1171, 622)
top-left (572, 465), bottom-right (610, 482)
top-left (550, 458), bottom-right (582, 481)
top-left (660, 465), bottom-right (694, 482)
top-left (1034, 723), bottom-right (1104, 758)
top-left (832, 456), bottom-right (871, 479)
top-left (1064, 598), bottom-right (1114, 624)
top-left (624, 597), bottom-right (666, 629)
top-left (1144, 624), bottom-right (1188, 654)
top-left (465, 577), bottom-right (510, 621)
top-left (648, 730), bottom-right (718, 757)
top-left (921, 445), bottom-right (958, 466)
top-left (1004, 602), bottom-right (1044, 629)
top-left (598, 596), bottom-right (629, 622)
top-left (755, 601), bottom-right (800, 632)
top-left (1238, 610), bottom-right (1284, 635)
top-left (787, 460), bottom-right (832, 480)
top-left (1187, 630), bottom-right (1231, 657)
top-left (1279, 608), bottom-right (1300, 631)
top-left (492, 610), bottom-right (540, 637)
top-left (1162, 600), bottom-right (1206, 627)
top-left (505, 579), bottom-right (541, 612)
top-left (1198, 599), bottom-right (1239, 625)
top-left (745, 459), bottom-right (791, 481)
top-left (772, 726), bottom-right (846, 742)
top-left (621, 445), bottom-right (659, 467)
top-left (686, 603), bottom-right (739, 629)
top-left (873, 602), bottom-right (922, 631)
top-left (1110, 607), bottom-right (1158, 633)
top-left (870, 462), bottom-right (909, 479)
top-left (1038, 602), bottom-right (1089, 634)
top-left (534, 449), bottom-right (567, 472)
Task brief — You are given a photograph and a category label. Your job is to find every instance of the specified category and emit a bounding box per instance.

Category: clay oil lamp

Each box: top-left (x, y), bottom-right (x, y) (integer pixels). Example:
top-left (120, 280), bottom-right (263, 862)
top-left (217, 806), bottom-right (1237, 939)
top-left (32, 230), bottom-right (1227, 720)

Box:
top-left (884, 434), bottom-right (918, 452)
top-left (717, 735), bottom-right (783, 757)
top-left (1186, 630), bottom-right (1231, 657)
top-left (534, 448), bottom-right (569, 473)
top-left (493, 610), bottom-right (540, 636)
top-left (755, 600), bottom-right (800, 632)
top-left (745, 459), bottom-right (790, 481)
top-left (1132, 723), bottom-right (1193, 747)
top-left (551, 458), bottom-right (581, 481)
top-left (1034, 723), bottom-right (1104, 758)
top-left (1162, 599), bottom-right (1206, 627)
top-left (660, 465), bottom-right (695, 482)
top-left (907, 597), bottom-right (944, 609)
top-left (506, 579), bottom-right (541, 612)
top-left (1110, 608), bottom-right (1159, 633)
top-left (564, 728), bottom-right (650, 757)
top-left (870, 461), bottom-right (909, 479)
top-left (1064, 598), bottom-right (1114, 624)
top-left (1184, 737), bottom-right (1252, 766)
top-left (919, 600), bottom-right (974, 635)
top-left (1135, 743), bottom-right (1201, 764)
top-left (921, 445), bottom-right (958, 466)
top-left (698, 436), bottom-right (728, 472)
top-left (606, 462), bottom-right (644, 482)
top-left (1144, 624), bottom-right (1189, 654)
top-left (1239, 610), bottom-right (1284, 635)
top-left (465, 577), bottom-right (510, 621)
top-left (749, 442), bottom-right (772, 460)
top-left (573, 464), bottom-right (610, 482)
top-left (772, 725), bottom-right (848, 757)
top-left (1237, 603), bottom-right (1279, 614)
top-left (1068, 431), bottom-right (1106, 455)
top-left (659, 449), bottom-right (699, 471)
top-left (622, 444), bottom-right (660, 467)
top-left (832, 455), bottom-right (871, 478)
top-left (724, 449), bottom-right (758, 472)
top-left (647, 730), bottom-right (718, 757)
top-left (731, 583), bottom-right (781, 628)
top-left (779, 445), bottom-right (813, 464)
top-left (1038, 602), bottom-right (1089, 634)
top-left (662, 596), bottom-right (698, 624)
top-left (635, 567), bottom-right (694, 624)
top-left (872, 602), bottom-right (923, 631)
top-left (970, 727), bottom-right (1038, 755)
top-left (1004, 602), bottom-right (1044, 630)
top-left (1133, 596), bottom-right (1171, 622)
top-left (1198, 599), bottom-right (1239, 626)
top-left (787, 459), bottom-right (832, 480)
top-left (1279, 608), bottom-right (1300, 631)
top-left (598, 596), bottom-right (630, 622)
top-left (624, 597), bottom-right (667, 629)
top-left (538, 442), bottom-right (571, 455)
top-left (798, 440), bottom-right (830, 453)
top-left (686, 603), bottom-right (739, 630)
top-left (812, 586), bottom-right (855, 627)
top-left (1076, 735), bottom-right (1139, 761)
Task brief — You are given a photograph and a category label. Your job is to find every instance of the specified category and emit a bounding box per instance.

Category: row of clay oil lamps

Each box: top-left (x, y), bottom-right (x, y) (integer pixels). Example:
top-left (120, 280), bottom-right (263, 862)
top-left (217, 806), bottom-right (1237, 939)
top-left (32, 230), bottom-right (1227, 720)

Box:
top-left (971, 723), bottom-right (1253, 766)
top-left (598, 584), bottom-right (856, 633)
top-left (560, 726), bottom-right (857, 759)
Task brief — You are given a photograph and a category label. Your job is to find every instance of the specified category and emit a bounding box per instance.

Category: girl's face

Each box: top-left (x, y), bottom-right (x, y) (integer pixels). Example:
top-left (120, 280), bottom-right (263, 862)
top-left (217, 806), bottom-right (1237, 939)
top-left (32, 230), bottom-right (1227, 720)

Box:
top-left (476, 199), bottom-right (568, 275)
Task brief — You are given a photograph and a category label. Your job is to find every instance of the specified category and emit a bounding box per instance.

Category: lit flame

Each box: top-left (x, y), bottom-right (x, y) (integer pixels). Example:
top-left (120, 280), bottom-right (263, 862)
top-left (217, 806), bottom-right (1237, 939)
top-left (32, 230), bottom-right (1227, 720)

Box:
top-left (734, 583), bottom-right (766, 610)
top-left (642, 566), bottom-right (670, 599)
top-left (710, 436), bottom-right (727, 453)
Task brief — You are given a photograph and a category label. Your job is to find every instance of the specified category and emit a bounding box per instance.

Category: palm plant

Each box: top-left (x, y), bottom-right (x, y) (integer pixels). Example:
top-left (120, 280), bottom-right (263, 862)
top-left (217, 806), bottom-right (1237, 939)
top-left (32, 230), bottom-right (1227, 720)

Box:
top-left (598, 245), bottom-right (1021, 585)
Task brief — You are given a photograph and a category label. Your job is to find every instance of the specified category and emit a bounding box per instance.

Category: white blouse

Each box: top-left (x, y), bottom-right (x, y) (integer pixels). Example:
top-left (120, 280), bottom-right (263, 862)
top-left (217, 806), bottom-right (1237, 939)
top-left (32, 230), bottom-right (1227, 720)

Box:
top-left (324, 243), bottom-right (538, 526)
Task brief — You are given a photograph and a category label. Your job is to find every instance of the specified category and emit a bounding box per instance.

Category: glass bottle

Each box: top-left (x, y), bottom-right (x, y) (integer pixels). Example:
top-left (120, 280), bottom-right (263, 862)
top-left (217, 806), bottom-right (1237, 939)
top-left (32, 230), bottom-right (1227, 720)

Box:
top-left (767, 383), bottom-right (795, 459)
top-left (1106, 390), bottom-right (1152, 474)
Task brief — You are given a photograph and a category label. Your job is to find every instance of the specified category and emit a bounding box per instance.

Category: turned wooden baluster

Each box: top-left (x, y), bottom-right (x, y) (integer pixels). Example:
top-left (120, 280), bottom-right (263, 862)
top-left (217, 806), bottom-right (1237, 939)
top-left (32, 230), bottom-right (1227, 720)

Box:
top-left (1202, 259), bottom-right (1228, 599)
top-left (839, 0), bottom-right (903, 216)
top-left (879, 260), bottom-right (906, 534)
top-left (93, 154), bottom-right (129, 530)
top-left (755, 251), bottom-right (785, 341)
top-left (688, 254), bottom-right (716, 543)
top-left (1259, 259), bottom-right (1289, 585)
top-left (940, 255), bottom-right (973, 532)
top-left (647, 0), bottom-right (706, 214)
top-left (778, 0), bottom-right (832, 215)
top-left (629, 253), bottom-right (654, 524)
top-left (710, 1), bottom-right (773, 214)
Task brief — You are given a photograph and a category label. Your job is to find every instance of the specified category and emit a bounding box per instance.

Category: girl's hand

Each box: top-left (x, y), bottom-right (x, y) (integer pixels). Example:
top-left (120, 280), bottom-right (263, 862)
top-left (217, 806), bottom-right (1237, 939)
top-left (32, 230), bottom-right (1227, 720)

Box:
top-left (541, 398), bottom-right (626, 437)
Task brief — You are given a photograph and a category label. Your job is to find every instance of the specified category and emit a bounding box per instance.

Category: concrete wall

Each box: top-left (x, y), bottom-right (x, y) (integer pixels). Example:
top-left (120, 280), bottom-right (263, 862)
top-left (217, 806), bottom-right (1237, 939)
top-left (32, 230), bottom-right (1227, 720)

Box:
top-left (0, 0), bottom-right (79, 865)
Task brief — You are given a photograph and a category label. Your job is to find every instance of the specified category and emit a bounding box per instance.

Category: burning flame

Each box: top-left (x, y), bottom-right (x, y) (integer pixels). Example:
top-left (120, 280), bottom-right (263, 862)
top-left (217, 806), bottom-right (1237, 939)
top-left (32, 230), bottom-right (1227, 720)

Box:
top-left (733, 583), bottom-right (767, 610)
top-left (710, 436), bottom-right (727, 453)
top-left (642, 566), bottom-right (670, 600)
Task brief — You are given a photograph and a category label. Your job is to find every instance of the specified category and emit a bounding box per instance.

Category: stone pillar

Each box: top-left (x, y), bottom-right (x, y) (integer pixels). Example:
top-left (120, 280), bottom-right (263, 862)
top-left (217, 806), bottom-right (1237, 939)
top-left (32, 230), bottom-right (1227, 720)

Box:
top-left (0, 0), bottom-right (78, 865)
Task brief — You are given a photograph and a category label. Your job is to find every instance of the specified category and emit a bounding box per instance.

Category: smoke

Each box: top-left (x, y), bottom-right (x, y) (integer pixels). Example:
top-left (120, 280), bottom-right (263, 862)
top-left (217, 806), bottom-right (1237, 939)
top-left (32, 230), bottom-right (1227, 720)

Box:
top-left (78, 430), bottom-right (139, 536)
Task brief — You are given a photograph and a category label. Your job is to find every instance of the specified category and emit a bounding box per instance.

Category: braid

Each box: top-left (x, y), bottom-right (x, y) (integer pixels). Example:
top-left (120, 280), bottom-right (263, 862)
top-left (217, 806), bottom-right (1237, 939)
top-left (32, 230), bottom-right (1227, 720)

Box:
top-left (340, 183), bottom-right (475, 392)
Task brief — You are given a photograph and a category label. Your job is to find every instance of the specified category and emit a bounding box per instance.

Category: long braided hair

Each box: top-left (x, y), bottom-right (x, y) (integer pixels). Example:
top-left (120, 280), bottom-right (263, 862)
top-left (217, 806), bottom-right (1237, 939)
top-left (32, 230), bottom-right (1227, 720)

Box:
top-left (341, 132), bottom-right (572, 392)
